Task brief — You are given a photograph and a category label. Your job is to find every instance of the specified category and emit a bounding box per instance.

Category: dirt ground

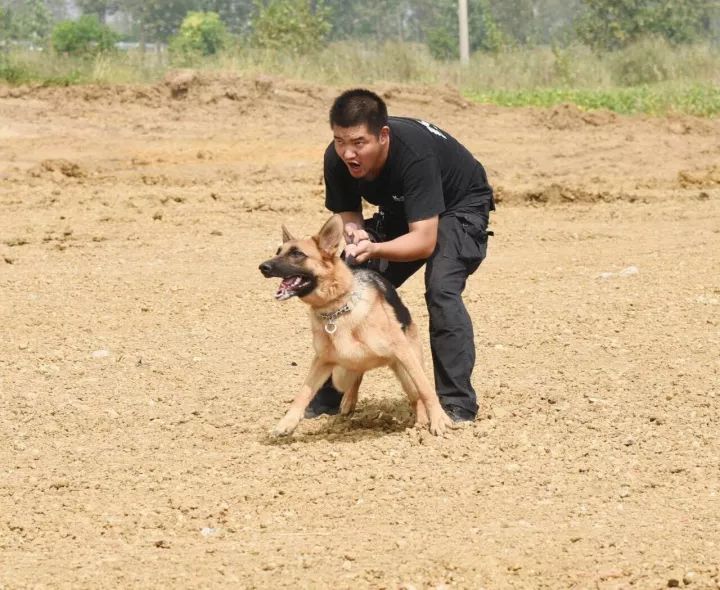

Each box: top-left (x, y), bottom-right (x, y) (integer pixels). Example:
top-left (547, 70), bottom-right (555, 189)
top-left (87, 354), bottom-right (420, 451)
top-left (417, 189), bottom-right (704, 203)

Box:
top-left (1, 73), bottom-right (719, 589)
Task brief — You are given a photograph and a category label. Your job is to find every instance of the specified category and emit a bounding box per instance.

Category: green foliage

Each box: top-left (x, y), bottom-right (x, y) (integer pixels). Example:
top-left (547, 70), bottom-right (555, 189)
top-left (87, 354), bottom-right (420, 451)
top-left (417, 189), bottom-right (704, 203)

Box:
top-left (0, 43), bottom-right (167, 85)
top-left (198, 0), bottom-right (254, 34)
top-left (0, 59), bottom-right (26, 83)
top-left (466, 84), bottom-right (720, 117)
top-left (419, 0), bottom-right (456, 59)
top-left (169, 11), bottom-right (229, 60)
top-left (0, 48), bottom-right (84, 84)
top-left (478, 0), bottom-right (505, 51)
top-left (120, 0), bottom-right (195, 44)
top-left (51, 15), bottom-right (118, 56)
top-left (485, 0), bottom-right (584, 46)
top-left (608, 35), bottom-right (672, 84)
top-left (116, 0), bottom-right (252, 44)
top-left (2, 0), bottom-right (52, 43)
top-left (76, 0), bottom-right (118, 23)
top-left (551, 45), bottom-right (576, 85)
top-left (251, 0), bottom-right (331, 54)
top-left (418, 0), bottom-right (511, 59)
top-left (323, 0), bottom-right (411, 41)
top-left (322, 0), bottom-right (585, 54)
top-left (0, 6), bottom-right (12, 42)
top-left (427, 26), bottom-right (458, 60)
top-left (577, 0), bottom-right (714, 50)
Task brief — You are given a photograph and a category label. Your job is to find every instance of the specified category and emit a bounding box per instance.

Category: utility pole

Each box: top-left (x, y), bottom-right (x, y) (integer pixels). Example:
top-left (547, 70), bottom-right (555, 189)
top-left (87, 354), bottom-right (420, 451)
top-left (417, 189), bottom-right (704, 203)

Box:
top-left (458, 0), bottom-right (469, 64)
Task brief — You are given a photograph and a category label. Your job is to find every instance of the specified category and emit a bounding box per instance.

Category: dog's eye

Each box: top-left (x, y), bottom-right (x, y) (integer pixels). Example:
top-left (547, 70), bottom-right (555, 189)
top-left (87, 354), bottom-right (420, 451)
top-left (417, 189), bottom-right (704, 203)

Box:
top-left (290, 249), bottom-right (306, 259)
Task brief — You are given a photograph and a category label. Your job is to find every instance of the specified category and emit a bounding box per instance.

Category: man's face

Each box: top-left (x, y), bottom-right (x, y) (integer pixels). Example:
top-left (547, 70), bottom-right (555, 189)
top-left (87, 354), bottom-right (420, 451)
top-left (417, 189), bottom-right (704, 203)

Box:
top-left (332, 123), bottom-right (389, 181)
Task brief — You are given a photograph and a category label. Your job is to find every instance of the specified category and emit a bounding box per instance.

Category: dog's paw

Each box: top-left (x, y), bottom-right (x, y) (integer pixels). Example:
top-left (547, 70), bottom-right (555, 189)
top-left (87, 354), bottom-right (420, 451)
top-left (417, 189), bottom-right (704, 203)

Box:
top-left (339, 394), bottom-right (357, 416)
top-left (271, 415), bottom-right (300, 437)
top-left (414, 400), bottom-right (429, 427)
top-left (428, 423), bottom-right (445, 436)
top-left (428, 409), bottom-right (453, 436)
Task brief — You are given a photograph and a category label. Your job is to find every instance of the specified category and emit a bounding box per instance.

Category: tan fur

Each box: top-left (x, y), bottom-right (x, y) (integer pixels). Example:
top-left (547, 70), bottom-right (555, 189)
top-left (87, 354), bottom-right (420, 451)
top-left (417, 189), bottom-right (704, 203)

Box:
top-left (262, 214), bottom-right (452, 437)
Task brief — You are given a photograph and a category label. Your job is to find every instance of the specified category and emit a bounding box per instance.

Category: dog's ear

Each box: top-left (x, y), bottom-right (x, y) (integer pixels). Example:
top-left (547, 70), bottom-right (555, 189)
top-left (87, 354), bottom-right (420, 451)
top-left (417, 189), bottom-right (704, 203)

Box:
top-left (317, 214), bottom-right (344, 258)
top-left (281, 224), bottom-right (294, 243)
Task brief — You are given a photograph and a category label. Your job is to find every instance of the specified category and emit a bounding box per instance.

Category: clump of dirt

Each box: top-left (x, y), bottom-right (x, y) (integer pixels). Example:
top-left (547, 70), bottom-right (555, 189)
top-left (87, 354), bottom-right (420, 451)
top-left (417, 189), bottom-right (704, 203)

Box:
top-left (520, 183), bottom-right (627, 204)
top-left (3, 236), bottom-right (30, 246)
top-left (0, 84), bottom-right (38, 99)
top-left (381, 83), bottom-right (472, 110)
top-left (678, 165), bottom-right (720, 188)
top-left (158, 71), bottom-right (332, 107)
top-left (663, 114), bottom-right (715, 136)
top-left (541, 102), bottom-right (617, 130)
top-left (5, 83), bottom-right (167, 108)
top-left (495, 183), bottom-right (634, 205)
top-left (582, 108), bottom-right (618, 126)
top-left (29, 159), bottom-right (87, 178)
top-left (164, 69), bottom-right (199, 99)
top-left (253, 74), bottom-right (275, 97)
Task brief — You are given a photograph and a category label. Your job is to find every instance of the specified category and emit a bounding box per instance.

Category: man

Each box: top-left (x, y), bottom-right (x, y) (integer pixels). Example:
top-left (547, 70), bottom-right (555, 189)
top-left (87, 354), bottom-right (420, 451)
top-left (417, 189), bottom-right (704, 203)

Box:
top-left (306, 88), bottom-right (494, 423)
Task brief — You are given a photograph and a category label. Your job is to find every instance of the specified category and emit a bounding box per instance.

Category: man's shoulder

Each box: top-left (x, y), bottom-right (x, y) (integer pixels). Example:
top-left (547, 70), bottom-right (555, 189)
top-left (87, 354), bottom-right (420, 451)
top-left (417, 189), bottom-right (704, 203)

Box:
top-left (324, 142), bottom-right (354, 191)
top-left (388, 116), bottom-right (424, 141)
top-left (324, 142), bottom-right (343, 170)
top-left (388, 117), bottom-right (445, 161)
top-left (324, 141), bottom-right (337, 160)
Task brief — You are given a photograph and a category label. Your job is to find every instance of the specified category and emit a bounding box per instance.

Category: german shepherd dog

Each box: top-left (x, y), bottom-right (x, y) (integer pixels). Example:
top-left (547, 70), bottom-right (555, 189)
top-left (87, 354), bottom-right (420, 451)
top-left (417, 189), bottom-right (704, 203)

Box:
top-left (259, 214), bottom-right (453, 437)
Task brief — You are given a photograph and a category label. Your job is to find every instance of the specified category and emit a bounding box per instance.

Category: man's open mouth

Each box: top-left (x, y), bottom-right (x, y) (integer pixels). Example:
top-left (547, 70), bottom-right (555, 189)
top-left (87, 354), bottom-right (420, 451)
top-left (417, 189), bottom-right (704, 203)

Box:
top-left (276, 275), bottom-right (313, 300)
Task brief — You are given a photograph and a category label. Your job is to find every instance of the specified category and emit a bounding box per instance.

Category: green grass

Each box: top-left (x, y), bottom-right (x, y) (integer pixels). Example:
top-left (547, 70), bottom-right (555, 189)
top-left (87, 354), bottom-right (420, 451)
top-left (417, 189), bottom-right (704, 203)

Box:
top-left (0, 49), bottom-right (165, 86)
top-left (466, 84), bottom-right (720, 117)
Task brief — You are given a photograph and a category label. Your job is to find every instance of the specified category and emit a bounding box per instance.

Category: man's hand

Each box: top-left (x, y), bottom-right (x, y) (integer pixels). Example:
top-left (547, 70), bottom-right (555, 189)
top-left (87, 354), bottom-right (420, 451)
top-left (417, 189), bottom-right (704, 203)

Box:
top-left (345, 223), bottom-right (369, 245)
top-left (348, 237), bottom-right (376, 264)
top-left (342, 215), bottom-right (439, 265)
top-left (344, 223), bottom-right (373, 265)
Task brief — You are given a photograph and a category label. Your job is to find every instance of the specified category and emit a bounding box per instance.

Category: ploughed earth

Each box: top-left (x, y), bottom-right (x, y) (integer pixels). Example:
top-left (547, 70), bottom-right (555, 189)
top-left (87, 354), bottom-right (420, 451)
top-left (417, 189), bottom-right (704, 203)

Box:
top-left (1, 73), bottom-right (719, 589)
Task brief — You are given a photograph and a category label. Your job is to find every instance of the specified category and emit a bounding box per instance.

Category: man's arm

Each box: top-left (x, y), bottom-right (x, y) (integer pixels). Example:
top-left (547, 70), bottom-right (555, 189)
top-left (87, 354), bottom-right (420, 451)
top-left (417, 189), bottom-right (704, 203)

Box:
top-left (336, 211), bottom-right (365, 255)
top-left (338, 211), bottom-right (364, 234)
top-left (351, 216), bottom-right (438, 263)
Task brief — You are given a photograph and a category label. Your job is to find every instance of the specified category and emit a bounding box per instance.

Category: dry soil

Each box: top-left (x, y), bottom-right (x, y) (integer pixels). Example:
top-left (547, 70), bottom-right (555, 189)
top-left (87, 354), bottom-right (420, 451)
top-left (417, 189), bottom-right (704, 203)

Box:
top-left (1, 73), bottom-right (719, 589)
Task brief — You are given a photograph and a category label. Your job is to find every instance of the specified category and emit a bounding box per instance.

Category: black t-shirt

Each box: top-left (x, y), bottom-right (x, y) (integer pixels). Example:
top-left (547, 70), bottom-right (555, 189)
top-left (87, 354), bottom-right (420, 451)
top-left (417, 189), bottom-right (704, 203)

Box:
top-left (324, 116), bottom-right (494, 224)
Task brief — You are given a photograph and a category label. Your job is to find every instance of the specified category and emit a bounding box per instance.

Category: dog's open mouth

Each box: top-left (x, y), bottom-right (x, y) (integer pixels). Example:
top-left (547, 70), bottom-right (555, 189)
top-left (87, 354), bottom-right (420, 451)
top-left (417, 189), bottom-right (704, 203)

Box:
top-left (276, 275), bottom-right (312, 300)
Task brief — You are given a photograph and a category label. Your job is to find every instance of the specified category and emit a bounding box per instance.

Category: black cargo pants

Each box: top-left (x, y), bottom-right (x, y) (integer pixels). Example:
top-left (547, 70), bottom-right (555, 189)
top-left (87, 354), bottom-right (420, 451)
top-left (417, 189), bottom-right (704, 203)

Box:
top-left (310, 206), bottom-right (490, 418)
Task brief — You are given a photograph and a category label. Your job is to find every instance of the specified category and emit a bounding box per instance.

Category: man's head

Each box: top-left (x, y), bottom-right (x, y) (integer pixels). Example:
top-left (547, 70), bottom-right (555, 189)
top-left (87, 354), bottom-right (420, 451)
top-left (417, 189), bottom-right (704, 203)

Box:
top-left (329, 89), bottom-right (390, 181)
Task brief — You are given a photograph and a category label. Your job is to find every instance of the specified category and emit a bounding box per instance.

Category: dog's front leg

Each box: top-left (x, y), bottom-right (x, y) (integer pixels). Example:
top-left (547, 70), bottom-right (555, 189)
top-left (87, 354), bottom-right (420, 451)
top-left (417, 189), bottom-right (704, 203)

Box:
top-left (272, 356), bottom-right (332, 437)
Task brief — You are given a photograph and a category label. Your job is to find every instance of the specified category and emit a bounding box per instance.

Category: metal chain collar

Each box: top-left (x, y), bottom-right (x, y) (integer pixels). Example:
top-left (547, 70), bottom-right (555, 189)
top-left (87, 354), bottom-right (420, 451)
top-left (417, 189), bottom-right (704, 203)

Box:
top-left (317, 293), bottom-right (359, 335)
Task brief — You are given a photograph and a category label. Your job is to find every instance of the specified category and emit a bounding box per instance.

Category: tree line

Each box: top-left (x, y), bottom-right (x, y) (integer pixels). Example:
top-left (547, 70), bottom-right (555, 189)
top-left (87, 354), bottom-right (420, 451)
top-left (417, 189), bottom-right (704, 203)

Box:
top-left (1, 0), bottom-right (719, 56)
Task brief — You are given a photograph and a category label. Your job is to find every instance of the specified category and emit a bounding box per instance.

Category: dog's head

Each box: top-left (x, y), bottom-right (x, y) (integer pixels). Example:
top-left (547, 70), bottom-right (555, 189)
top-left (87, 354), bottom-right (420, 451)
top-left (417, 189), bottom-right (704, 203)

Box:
top-left (259, 214), bottom-right (347, 302)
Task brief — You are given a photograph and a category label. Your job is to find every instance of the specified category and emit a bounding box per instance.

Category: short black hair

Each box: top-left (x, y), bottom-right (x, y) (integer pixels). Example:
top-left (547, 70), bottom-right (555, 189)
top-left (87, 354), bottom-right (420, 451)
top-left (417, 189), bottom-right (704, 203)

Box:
top-left (329, 88), bottom-right (388, 136)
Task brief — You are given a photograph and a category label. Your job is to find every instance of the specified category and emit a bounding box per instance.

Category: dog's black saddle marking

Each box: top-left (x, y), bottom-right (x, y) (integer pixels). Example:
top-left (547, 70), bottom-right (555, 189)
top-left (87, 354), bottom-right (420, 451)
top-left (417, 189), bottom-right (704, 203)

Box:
top-left (354, 269), bottom-right (412, 331)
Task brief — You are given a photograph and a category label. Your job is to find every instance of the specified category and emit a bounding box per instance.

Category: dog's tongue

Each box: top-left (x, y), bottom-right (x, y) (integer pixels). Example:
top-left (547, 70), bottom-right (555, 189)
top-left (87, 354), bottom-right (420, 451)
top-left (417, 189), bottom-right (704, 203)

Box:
top-left (275, 277), bottom-right (297, 300)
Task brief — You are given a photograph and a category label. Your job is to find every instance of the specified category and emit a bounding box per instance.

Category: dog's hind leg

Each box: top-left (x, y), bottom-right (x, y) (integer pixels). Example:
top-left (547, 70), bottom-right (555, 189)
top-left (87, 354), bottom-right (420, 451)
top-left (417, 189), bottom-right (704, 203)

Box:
top-left (272, 356), bottom-right (332, 437)
top-left (391, 361), bottom-right (428, 428)
top-left (392, 347), bottom-right (452, 436)
top-left (333, 367), bottom-right (363, 416)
